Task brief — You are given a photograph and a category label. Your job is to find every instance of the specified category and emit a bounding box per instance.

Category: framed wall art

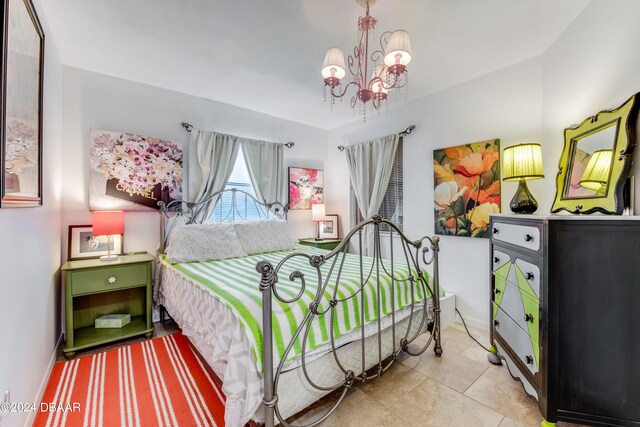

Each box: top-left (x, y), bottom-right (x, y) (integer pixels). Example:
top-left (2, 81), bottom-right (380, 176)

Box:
top-left (288, 166), bottom-right (324, 210)
top-left (68, 225), bottom-right (123, 260)
top-left (433, 139), bottom-right (501, 238)
top-left (89, 129), bottom-right (183, 211)
top-left (319, 214), bottom-right (339, 239)
top-left (0, 0), bottom-right (45, 208)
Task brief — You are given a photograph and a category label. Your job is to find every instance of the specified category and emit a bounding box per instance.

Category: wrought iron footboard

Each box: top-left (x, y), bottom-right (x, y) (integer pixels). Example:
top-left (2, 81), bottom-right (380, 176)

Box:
top-left (256, 216), bottom-right (442, 427)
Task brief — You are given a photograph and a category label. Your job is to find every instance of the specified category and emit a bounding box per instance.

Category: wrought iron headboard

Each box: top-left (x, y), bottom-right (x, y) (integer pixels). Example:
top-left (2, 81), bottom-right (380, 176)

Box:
top-left (257, 215), bottom-right (442, 427)
top-left (158, 188), bottom-right (287, 253)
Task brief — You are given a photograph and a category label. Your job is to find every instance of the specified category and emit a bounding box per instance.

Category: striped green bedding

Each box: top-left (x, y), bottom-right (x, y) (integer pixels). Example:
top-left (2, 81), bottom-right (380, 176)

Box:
top-left (159, 244), bottom-right (429, 373)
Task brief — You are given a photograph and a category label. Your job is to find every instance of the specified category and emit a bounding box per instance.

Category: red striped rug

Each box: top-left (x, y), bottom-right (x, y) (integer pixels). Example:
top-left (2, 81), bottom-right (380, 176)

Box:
top-left (34, 333), bottom-right (226, 427)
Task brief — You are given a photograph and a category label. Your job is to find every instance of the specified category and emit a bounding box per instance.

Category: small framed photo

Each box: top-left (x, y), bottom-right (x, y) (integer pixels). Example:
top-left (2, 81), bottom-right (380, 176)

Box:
top-left (319, 214), bottom-right (339, 240)
top-left (68, 225), bottom-right (123, 260)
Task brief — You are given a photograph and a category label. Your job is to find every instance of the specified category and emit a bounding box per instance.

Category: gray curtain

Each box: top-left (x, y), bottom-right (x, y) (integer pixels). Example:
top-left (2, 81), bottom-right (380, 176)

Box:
top-left (240, 139), bottom-right (285, 206)
top-left (345, 133), bottom-right (400, 255)
top-left (188, 129), bottom-right (240, 220)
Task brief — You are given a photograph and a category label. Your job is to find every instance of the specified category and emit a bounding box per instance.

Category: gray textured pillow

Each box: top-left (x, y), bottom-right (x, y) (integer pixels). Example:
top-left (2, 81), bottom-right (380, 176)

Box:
top-left (234, 219), bottom-right (298, 255)
top-left (166, 222), bottom-right (247, 263)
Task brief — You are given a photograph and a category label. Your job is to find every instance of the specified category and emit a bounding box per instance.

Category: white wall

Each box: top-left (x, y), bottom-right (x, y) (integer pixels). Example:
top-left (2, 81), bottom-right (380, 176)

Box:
top-left (61, 67), bottom-right (328, 258)
top-left (326, 0), bottom-right (640, 329)
top-left (539, 0), bottom-right (640, 213)
top-left (0, 0), bottom-right (64, 425)
top-left (326, 58), bottom-right (543, 328)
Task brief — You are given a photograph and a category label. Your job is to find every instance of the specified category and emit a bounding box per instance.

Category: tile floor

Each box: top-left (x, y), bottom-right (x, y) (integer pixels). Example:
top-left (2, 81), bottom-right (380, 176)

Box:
top-left (57, 321), bottom-right (583, 427)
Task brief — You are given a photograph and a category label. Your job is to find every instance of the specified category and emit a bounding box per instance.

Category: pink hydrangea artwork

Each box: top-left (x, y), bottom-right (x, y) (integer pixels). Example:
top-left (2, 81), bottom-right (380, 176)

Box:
top-left (288, 167), bottom-right (324, 210)
top-left (89, 129), bottom-right (183, 211)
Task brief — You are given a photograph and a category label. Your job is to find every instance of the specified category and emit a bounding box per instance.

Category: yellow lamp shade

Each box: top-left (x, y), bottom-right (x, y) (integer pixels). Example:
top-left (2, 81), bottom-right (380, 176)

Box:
top-left (579, 149), bottom-right (613, 191)
top-left (312, 203), bottom-right (326, 221)
top-left (503, 143), bottom-right (544, 181)
top-left (321, 48), bottom-right (346, 80)
top-left (383, 30), bottom-right (412, 67)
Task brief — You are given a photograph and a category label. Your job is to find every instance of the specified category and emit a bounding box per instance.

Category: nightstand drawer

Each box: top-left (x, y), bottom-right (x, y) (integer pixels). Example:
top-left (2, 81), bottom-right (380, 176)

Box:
top-left (491, 221), bottom-right (540, 251)
top-left (71, 264), bottom-right (148, 295)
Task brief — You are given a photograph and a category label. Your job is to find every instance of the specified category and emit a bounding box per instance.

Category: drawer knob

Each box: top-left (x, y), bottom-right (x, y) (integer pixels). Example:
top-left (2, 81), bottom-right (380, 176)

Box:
top-left (524, 313), bottom-right (534, 323)
top-left (492, 227), bottom-right (499, 234)
top-left (493, 320), bottom-right (500, 327)
top-left (524, 234), bottom-right (533, 242)
top-left (524, 355), bottom-right (534, 365)
top-left (494, 256), bottom-right (500, 263)
top-left (107, 276), bottom-right (117, 284)
top-left (494, 288), bottom-right (501, 295)
top-left (525, 272), bottom-right (534, 280)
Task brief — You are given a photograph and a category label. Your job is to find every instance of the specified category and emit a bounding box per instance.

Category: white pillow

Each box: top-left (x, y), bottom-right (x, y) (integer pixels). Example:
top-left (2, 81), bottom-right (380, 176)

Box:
top-left (166, 222), bottom-right (247, 263)
top-left (234, 219), bottom-right (298, 255)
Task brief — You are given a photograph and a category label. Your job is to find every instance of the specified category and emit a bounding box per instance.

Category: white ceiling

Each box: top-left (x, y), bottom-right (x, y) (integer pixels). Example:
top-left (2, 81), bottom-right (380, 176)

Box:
top-left (44, 0), bottom-right (591, 129)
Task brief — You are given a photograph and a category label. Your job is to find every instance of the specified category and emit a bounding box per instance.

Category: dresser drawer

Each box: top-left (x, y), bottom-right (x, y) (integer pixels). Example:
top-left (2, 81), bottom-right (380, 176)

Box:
top-left (71, 263), bottom-right (148, 296)
top-left (494, 304), bottom-right (539, 378)
top-left (492, 249), bottom-right (540, 300)
top-left (491, 221), bottom-right (540, 251)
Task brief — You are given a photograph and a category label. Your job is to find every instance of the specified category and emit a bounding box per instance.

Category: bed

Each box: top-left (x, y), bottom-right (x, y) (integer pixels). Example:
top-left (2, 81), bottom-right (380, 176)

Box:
top-left (156, 189), bottom-right (442, 427)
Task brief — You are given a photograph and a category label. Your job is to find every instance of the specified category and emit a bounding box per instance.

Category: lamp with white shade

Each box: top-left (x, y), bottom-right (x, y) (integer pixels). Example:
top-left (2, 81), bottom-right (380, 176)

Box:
top-left (312, 203), bottom-right (326, 240)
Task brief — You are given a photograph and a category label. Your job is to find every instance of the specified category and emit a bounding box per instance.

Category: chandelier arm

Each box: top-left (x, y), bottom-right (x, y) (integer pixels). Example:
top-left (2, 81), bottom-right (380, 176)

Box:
top-left (330, 80), bottom-right (360, 99)
top-left (371, 31), bottom-right (392, 63)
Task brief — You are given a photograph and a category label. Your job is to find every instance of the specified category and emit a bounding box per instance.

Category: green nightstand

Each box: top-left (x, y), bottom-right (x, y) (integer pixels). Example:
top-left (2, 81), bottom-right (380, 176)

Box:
top-left (61, 253), bottom-right (155, 359)
top-left (299, 238), bottom-right (342, 251)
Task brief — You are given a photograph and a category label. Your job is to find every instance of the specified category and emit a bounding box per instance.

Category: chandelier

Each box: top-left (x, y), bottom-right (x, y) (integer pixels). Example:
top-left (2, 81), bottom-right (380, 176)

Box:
top-left (321, 0), bottom-right (412, 119)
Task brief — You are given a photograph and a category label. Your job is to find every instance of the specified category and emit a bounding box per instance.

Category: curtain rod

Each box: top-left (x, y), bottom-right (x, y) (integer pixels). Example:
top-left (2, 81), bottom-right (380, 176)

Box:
top-left (337, 125), bottom-right (416, 151)
top-left (180, 122), bottom-right (295, 148)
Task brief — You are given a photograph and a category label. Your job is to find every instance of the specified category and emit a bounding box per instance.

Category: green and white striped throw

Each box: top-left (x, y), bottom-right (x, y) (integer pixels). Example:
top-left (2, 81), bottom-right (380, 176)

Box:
top-left (159, 244), bottom-right (429, 373)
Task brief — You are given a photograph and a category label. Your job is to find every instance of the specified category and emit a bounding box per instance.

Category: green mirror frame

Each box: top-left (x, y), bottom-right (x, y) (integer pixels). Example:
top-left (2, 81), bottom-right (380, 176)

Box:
top-left (551, 93), bottom-right (640, 215)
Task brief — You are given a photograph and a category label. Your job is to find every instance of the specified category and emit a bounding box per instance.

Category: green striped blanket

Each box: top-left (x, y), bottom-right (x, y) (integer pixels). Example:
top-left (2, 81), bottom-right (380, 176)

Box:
top-left (159, 244), bottom-right (429, 373)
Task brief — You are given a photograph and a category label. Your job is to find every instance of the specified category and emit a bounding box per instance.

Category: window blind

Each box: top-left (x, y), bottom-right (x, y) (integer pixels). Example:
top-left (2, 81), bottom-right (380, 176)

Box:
top-left (354, 137), bottom-right (404, 231)
top-left (213, 146), bottom-right (263, 222)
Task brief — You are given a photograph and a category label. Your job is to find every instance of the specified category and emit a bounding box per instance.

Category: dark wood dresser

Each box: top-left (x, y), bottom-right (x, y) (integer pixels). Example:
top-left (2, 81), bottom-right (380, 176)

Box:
top-left (489, 214), bottom-right (640, 426)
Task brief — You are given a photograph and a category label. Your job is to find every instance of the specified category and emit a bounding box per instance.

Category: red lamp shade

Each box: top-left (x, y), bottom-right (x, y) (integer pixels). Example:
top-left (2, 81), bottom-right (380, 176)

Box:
top-left (92, 211), bottom-right (124, 236)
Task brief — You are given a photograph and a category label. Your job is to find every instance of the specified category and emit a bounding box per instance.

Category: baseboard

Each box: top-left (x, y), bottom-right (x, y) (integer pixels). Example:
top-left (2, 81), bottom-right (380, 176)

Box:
top-left (24, 333), bottom-right (63, 427)
top-left (454, 315), bottom-right (489, 332)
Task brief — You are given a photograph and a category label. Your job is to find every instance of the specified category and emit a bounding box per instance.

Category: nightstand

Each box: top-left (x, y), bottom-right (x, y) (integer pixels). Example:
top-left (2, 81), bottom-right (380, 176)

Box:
top-left (299, 238), bottom-right (341, 251)
top-left (61, 253), bottom-right (154, 359)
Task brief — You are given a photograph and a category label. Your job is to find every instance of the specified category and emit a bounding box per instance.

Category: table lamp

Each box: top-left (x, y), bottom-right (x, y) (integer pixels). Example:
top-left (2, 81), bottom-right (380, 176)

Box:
top-left (579, 149), bottom-right (612, 195)
top-left (311, 203), bottom-right (326, 240)
top-left (503, 143), bottom-right (544, 214)
top-left (92, 210), bottom-right (124, 261)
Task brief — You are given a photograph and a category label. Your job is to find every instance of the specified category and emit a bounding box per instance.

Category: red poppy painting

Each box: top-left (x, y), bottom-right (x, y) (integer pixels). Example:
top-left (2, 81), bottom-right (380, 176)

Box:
top-left (434, 139), bottom-right (501, 238)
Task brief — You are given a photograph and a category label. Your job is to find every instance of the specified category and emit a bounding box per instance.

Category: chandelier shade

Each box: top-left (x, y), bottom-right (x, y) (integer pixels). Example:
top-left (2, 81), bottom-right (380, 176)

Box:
top-left (321, 48), bottom-right (346, 81)
top-left (384, 29), bottom-right (413, 70)
top-left (370, 64), bottom-right (389, 96)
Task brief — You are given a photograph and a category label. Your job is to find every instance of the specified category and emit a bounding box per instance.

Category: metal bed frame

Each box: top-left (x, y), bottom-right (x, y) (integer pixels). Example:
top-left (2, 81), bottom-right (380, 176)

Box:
top-left (158, 189), bottom-right (442, 427)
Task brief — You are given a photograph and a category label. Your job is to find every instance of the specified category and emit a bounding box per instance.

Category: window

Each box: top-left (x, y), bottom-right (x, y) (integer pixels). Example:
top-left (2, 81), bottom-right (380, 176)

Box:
top-left (212, 147), bottom-right (263, 221)
top-left (354, 138), bottom-right (403, 231)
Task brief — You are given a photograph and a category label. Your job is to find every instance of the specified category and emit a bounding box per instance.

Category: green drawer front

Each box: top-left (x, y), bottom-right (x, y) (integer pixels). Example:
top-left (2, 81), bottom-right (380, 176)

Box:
top-left (72, 264), bottom-right (148, 296)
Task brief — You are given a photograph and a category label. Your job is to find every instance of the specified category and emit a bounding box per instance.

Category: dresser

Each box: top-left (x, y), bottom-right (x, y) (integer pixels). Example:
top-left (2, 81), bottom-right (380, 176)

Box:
top-left (298, 238), bottom-right (342, 251)
top-left (62, 253), bottom-right (154, 359)
top-left (489, 215), bottom-right (640, 426)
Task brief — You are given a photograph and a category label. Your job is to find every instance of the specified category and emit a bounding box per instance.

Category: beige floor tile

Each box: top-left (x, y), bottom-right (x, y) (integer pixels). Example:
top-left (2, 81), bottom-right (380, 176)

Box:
top-left (464, 365), bottom-right (543, 426)
top-left (294, 388), bottom-right (410, 427)
top-left (389, 377), bottom-right (504, 427)
top-left (451, 321), bottom-right (490, 338)
top-left (401, 346), bottom-right (488, 393)
top-left (358, 362), bottom-right (428, 408)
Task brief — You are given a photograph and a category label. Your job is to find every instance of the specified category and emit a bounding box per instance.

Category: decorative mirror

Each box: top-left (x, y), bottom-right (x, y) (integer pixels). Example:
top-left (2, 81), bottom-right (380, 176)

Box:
top-left (551, 93), bottom-right (639, 214)
top-left (0, 0), bottom-right (45, 207)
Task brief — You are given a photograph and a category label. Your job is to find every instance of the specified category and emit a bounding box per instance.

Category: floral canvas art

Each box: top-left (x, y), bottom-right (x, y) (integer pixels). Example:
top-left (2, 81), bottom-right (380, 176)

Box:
top-left (288, 167), bottom-right (324, 210)
top-left (89, 129), bottom-right (183, 211)
top-left (433, 139), bottom-right (501, 238)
